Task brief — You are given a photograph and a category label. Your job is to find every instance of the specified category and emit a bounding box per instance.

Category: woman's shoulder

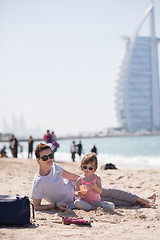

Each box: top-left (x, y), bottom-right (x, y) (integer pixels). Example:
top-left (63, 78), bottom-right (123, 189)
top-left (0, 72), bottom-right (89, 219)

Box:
top-left (33, 173), bottom-right (44, 186)
top-left (53, 163), bottom-right (63, 172)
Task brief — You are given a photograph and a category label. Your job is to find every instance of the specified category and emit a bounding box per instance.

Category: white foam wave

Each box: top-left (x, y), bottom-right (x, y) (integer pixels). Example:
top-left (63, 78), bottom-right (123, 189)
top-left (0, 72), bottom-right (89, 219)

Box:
top-left (4, 149), bottom-right (160, 169)
top-left (55, 152), bottom-right (160, 169)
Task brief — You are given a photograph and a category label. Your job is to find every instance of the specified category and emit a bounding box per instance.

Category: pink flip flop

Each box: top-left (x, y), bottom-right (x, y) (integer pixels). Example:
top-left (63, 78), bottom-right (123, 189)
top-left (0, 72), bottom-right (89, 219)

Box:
top-left (62, 217), bottom-right (91, 225)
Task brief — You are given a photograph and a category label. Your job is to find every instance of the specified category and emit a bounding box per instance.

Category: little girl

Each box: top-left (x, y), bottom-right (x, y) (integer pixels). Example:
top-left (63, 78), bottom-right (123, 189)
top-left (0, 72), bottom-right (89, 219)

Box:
top-left (74, 153), bottom-right (115, 211)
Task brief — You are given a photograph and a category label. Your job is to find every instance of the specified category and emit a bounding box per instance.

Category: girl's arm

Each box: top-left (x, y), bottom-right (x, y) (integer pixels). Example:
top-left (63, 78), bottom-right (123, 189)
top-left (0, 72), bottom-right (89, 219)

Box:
top-left (75, 177), bottom-right (86, 198)
top-left (91, 176), bottom-right (102, 194)
top-left (62, 169), bottom-right (79, 181)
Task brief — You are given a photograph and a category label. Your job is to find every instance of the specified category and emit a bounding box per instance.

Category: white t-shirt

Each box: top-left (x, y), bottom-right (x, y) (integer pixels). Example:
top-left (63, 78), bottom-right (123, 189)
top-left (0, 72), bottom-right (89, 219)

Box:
top-left (31, 163), bottom-right (76, 209)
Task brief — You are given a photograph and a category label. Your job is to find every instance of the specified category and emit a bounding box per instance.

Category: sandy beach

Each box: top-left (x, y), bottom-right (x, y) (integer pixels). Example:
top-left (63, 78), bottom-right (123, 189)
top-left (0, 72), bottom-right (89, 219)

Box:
top-left (0, 157), bottom-right (160, 240)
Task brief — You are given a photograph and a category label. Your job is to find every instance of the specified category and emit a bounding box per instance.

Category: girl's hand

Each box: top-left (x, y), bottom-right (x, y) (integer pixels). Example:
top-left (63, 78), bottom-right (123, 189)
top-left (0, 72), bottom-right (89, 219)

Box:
top-left (79, 190), bottom-right (85, 198)
top-left (90, 182), bottom-right (97, 190)
top-left (56, 202), bottom-right (68, 211)
top-left (90, 182), bottom-right (102, 194)
top-left (75, 190), bottom-right (85, 198)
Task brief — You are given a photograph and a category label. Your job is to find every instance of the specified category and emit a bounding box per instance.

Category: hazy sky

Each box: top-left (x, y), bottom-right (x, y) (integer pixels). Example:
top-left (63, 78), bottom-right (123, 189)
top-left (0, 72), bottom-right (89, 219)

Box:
top-left (1, 0), bottom-right (160, 137)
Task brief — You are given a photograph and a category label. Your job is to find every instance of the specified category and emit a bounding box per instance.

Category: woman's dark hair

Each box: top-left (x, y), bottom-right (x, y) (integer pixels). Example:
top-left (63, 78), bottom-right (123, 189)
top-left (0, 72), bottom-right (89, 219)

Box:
top-left (34, 143), bottom-right (51, 158)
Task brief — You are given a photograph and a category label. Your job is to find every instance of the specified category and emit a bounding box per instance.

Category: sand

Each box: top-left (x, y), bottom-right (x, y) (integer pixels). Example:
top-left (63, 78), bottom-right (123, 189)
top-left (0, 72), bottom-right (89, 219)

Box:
top-left (0, 157), bottom-right (160, 240)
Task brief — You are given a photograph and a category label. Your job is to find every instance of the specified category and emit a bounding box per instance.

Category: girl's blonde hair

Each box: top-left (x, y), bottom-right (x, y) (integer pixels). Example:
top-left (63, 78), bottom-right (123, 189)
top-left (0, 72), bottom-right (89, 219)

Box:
top-left (80, 153), bottom-right (98, 170)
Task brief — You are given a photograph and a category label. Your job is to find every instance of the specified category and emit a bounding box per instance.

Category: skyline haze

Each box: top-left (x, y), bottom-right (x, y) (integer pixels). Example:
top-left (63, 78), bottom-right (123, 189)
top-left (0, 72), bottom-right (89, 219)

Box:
top-left (1, 0), bottom-right (160, 137)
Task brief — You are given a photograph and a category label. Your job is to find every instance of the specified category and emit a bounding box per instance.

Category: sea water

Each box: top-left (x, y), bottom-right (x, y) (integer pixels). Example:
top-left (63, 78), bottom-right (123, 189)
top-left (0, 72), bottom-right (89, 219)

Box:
top-left (1, 135), bottom-right (160, 168)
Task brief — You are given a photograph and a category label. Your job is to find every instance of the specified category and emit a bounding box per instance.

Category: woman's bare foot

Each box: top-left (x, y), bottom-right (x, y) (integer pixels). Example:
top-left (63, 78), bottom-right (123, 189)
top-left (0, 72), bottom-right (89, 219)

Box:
top-left (147, 193), bottom-right (156, 206)
top-left (136, 194), bottom-right (156, 207)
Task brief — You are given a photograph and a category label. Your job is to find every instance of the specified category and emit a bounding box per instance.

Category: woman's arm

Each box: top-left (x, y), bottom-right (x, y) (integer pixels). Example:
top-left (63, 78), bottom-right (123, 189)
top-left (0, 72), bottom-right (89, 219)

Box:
top-left (32, 198), bottom-right (54, 210)
top-left (62, 169), bottom-right (79, 181)
top-left (32, 198), bottom-right (68, 211)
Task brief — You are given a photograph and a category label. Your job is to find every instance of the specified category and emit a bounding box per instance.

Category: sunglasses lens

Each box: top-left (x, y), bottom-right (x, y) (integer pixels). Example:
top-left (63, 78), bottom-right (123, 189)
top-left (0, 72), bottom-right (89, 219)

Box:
top-left (82, 165), bottom-right (94, 170)
top-left (82, 165), bottom-right (87, 170)
top-left (49, 154), bottom-right (54, 159)
top-left (41, 154), bottom-right (53, 161)
top-left (42, 156), bottom-right (48, 161)
top-left (89, 167), bottom-right (93, 170)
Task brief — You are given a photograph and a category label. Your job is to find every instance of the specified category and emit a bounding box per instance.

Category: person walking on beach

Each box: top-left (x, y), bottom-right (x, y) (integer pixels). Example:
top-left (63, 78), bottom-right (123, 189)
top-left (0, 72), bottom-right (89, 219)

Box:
top-left (44, 130), bottom-right (59, 155)
top-left (9, 135), bottom-right (23, 158)
top-left (70, 141), bottom-right (77, 162)
top-left (31, 143), bottom-right (156, 211)
top-left (74, 153), bottom-right (114, 211)
top-left (77, 141), bottom-right (83, 159)
top-left (91, 145), bottom-right (97, 154)
top-left (51, 131), bottom-right (60, 154)
top-left (28, 136), bottom-right (34, 159)
top-left (43, 130), bottom-right (52, 143)
top-left (51, 131), bottom-right (57, 141)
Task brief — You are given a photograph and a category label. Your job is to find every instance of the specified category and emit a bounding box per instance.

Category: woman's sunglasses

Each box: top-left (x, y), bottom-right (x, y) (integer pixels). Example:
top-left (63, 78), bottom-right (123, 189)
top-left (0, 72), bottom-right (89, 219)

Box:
top-left (39, 153), bottom-right (54, 161)
top-left (82, 165), bottom-right (94, 171)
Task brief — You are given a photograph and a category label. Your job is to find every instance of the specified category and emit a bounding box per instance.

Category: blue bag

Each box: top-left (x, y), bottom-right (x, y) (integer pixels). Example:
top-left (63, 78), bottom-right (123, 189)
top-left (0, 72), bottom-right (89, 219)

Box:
top-left (0, 195), bottom-right (34, 226)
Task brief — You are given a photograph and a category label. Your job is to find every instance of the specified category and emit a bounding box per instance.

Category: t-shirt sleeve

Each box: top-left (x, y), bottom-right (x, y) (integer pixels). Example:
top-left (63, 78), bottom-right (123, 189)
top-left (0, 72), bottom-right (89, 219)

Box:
top-left (54, 163), bottom-right (63, 174)
top-left (31, 176), bottom-right (43, 199)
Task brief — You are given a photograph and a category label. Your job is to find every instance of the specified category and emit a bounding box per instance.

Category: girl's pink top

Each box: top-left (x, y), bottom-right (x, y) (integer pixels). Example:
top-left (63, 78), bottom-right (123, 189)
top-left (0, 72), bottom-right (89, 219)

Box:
top-left (80, 174), bottom-right (101, 204)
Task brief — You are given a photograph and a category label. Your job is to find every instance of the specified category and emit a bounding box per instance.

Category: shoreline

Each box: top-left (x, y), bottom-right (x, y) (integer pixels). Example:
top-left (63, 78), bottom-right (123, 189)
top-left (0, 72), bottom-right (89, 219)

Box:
top-left (1, 132), bottom-right (160, 142)
top-left (1, 155), bottom-right (160, 170)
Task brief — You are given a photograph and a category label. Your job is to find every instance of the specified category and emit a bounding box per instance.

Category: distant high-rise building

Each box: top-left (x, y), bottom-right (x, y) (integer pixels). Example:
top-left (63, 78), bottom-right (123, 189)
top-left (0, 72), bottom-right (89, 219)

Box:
top-left (115, 3), bottom-right (160, 132)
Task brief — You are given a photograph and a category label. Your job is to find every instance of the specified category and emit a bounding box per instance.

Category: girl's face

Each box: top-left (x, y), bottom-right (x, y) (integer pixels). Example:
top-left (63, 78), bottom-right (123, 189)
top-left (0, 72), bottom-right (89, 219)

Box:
top-left (82, 163), bottom-right (95, 176)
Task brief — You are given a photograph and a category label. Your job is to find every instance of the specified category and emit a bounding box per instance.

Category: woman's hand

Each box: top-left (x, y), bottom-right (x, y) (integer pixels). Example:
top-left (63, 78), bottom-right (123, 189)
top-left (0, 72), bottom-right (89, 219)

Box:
top-left (56, 202), bottom-right (68, 211)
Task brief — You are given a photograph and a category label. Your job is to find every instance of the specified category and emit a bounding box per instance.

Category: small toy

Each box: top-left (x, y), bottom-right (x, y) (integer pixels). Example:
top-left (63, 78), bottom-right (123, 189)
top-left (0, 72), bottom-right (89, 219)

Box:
top-left (62, 217), bottom-right (91, 225)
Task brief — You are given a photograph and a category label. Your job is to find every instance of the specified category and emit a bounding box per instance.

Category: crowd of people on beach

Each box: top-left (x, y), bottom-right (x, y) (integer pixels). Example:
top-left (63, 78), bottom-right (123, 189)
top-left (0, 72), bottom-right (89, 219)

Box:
top-left (70, 140), bottom-right (98, 162)
top-left (0, 130), bottom-right (58, 159)
top-left (0, 134), bottom-right (34, 159)
top-left (0, 129), bottom-right (99, 161)
top-left (43, 130), bottom-right (60, 155)
top-left (70, 140), bottom-right (83, 162)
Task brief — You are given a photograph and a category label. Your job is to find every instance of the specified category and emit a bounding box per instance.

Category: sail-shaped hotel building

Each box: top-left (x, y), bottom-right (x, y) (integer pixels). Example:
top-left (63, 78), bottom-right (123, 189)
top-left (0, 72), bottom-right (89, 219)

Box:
top-left (115, 3), bottom-right (160, 132)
